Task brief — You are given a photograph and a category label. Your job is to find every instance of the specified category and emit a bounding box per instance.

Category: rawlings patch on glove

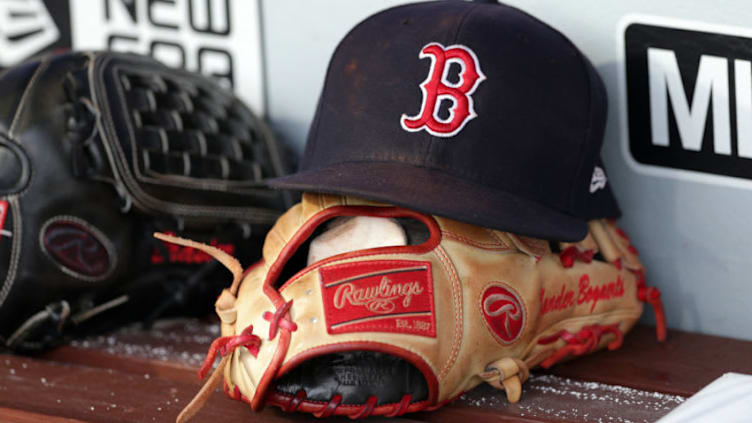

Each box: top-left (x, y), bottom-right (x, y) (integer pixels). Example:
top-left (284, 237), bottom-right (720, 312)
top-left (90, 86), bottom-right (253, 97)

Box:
top-left (0, 51), bottom-right (292, 351)
top-left (165, 193), bottom-right (665, 421)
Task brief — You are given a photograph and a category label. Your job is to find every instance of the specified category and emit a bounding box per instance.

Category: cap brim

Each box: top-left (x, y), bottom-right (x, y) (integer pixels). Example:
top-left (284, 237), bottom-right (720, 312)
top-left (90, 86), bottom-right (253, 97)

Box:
top-left (268, 162), bottom-right (588, 242)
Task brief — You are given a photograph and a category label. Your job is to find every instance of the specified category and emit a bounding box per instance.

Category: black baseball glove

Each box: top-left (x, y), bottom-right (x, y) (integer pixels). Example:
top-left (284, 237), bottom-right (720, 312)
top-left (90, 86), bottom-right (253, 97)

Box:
top-left (0, 51), bottom-right (293, 352)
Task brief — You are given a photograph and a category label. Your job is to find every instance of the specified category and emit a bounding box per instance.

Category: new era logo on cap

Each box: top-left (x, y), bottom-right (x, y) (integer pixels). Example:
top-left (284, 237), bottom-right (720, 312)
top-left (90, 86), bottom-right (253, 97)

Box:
top-left (590, 166), bottom-right (607, 194)
top-left (400, 42), bottom-right (486, 137)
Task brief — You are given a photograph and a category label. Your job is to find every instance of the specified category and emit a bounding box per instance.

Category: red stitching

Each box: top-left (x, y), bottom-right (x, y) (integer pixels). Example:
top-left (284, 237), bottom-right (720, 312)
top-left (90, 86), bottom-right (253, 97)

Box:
top-left (386, 394), bottom-right (412, 417)
top-left (435, 246), bottom-right (463, 380)
top-left (314, 394), bottom-right (342, 418)
top-left (285, 390), bottom-right (307, 412)
top-left (559, 246), bottom-right (595, 268)
top-left (613, 258), bottom-right (622, 270)
top-left (275, 391), bottom-right (417, 418)
top-left (349, 395), bottom-right (378, 419)
top-left (635, 270), bottom-right (666, 341)
top-left (266, 389), bottom-right (444, 418)
top-left (442, 231), bottom-right (510, 250)
top-left (538, 324), bottom-right (623, 368)
top-left (222, 326), bottom-right (261, 356)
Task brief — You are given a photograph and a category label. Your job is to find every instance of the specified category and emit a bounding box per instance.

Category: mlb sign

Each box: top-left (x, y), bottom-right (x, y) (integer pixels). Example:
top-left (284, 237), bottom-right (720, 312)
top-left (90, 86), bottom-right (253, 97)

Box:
top-left (625, 21), bottom-right (752, 183)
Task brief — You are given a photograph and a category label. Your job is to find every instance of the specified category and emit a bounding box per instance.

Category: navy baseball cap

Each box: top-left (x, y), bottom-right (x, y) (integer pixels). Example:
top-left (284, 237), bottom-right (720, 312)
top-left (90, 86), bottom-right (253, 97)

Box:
top-left (269, 0), bottom-right (620, 242)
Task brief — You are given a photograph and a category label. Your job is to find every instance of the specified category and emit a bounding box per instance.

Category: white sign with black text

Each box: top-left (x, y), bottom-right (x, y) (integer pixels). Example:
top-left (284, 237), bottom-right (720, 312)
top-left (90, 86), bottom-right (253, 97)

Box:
top-left (70, 0), bottom-right (265, 114)
top-left (620, 15), bottom-right (752, 188)
top-left (0, 0), bottom-right (61, 67)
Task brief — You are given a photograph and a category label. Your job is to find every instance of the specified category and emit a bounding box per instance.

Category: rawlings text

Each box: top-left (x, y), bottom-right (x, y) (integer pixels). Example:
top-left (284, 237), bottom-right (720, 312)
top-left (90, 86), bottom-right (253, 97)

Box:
top-left (320, 260), bottom-right (436, 337)
top-left (333, 276), bottom-right (424, 314)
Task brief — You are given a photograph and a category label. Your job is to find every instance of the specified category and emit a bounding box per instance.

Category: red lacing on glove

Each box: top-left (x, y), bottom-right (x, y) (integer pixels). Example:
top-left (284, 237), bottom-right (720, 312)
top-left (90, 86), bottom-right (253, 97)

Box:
top-left (262, 300), bottom-right (298, 340)
top-left (279, 389), bottom-right (413, 419)
top-left (283, 390), bottom-right (308, 413)
top-left (197, 325), bottom-right (261, 380)
top-left (537, 323), bottom-right (623, 368)
top-left (559, 246), bottom-right (595, 268)
top-left (180, 300), bottom-right (301, 422)
top-left (232, 385), bottom-right (242, 400)
top-left (314, 394), bottom-right (342, 418)
top-left (634, 270), bottom-right (667, 342)
top-left (612, 258), bottom-right (623, 270)
top-left (223, 381), bottom-right (248, 403)
top-left (350, 395), bottom-right (378, 419)
top-left (386, 394), bottom-right (412, 417)
top-left (177, 325), bottom-right (264, 423)
top-left (198, 301), bottom-right (299, 381)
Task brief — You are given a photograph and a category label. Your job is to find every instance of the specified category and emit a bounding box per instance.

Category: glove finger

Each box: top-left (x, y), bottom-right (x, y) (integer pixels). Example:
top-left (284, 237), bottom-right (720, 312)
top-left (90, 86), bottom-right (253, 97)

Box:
top-left (499, 231), bottom-right (551, 258)
top-left (588, 220), bottom-right (643, 271)
top-left (559, 230), bottom-right (599, 256)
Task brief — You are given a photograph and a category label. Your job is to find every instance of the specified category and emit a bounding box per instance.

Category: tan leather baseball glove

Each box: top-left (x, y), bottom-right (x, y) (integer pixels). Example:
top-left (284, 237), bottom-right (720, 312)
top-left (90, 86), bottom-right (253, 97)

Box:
top-left (164, 193), bottom-right (666, 422)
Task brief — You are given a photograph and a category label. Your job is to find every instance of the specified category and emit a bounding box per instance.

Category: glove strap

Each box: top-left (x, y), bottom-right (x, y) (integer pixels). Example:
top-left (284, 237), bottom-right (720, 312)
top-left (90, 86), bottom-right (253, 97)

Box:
top-left (537, 323), bottom-right (624, 369)
top-left (635, 270), bottom-right (667, 341)
top-left (5, 301), bottom-right (71, 350)
top-left (178, 324), bottom-right (264, 423)
top-left (479, 357), bottom-right (530, 403)
top-left (177, 354), bottom-right (232, 423)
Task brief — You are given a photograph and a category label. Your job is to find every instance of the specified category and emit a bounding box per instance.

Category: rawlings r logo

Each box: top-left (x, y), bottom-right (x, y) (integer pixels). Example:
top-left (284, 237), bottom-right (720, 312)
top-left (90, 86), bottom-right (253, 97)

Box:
top-left (481, 284), bottom-right (525, 344)
top-left (401, 42), bottom-right (485, 137)
top-left (41, 217), bottom-right (115, 281)
top-left (483, 293), bottom-right (522, 338)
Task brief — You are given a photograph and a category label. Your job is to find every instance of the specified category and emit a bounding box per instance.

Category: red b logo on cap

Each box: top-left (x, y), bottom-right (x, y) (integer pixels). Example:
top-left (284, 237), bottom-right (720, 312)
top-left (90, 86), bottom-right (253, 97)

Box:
top-left (401, 43), bottom-right (485, 137)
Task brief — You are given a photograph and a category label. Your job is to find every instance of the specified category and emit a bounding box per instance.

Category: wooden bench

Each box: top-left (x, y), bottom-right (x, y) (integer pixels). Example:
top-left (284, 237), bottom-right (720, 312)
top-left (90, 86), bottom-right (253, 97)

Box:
top-left (1, 321), bottom-right (750, 422)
